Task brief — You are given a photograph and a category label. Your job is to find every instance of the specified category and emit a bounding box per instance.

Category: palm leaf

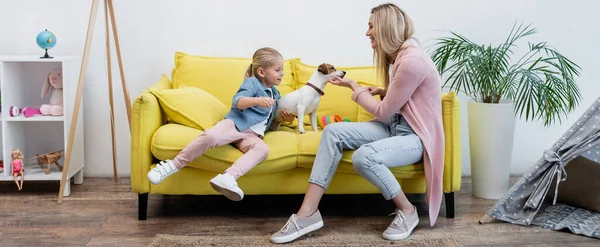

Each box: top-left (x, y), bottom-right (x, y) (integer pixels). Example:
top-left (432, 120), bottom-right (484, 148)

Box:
top-left (428, 21), bottom-right (582, 127)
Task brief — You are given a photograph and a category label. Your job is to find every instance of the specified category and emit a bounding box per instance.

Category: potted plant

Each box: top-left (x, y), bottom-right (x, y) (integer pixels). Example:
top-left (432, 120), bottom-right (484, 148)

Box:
top-left (429, 22), bottom-right (582, 199)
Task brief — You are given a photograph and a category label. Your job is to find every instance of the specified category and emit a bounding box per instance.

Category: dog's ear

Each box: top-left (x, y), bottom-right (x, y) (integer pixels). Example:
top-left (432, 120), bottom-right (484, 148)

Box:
top-left (318, 64), bottom-right (329, 74)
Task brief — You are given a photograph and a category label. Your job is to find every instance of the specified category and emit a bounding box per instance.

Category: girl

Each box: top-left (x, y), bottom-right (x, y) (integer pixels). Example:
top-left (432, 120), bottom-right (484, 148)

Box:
top-left (147, 47), bottom-right (295, 201)
top-left (12, 148), bottom-right (24, 191)
top-left (271, 3), bottom-right (444, 243)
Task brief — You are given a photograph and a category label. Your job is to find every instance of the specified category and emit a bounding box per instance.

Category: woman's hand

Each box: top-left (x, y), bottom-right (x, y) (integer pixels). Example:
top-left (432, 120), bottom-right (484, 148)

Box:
top-left (367, 86), bottom-right (385, 97)
top-left (278, 109), bottom-right (296, 122)
top-left (328, 76), bottom-right (358, 90)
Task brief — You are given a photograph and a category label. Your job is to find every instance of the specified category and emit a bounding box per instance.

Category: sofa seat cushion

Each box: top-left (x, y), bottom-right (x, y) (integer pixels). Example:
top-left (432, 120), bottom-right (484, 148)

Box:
top-left (151, 123), bottom-right (298, 175)
top-left (293, 126), bottom-right (424, 178)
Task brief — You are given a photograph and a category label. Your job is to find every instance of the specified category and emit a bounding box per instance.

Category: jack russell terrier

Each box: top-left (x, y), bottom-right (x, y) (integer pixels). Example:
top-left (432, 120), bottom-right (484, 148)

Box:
top-left (277, 63), bottom-right (346, 134)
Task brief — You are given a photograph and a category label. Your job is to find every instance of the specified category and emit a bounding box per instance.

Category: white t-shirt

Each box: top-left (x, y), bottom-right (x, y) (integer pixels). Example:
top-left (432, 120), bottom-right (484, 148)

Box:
top-left (249, 88), bottom-right (274, 137)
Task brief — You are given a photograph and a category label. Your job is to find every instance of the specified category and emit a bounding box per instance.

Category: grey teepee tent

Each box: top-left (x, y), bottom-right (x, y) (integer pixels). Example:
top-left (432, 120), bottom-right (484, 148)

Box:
top-left (482, 97), bottom-right (600, 239)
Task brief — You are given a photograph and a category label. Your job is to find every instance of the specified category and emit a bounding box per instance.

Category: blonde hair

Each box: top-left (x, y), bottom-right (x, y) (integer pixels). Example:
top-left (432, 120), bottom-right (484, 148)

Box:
top-left (244, 47), bottom-right (283, 80)
top-left (11, 148), bottom-right (23, 160)
top-left (370, 3), bottom-right (415, 89)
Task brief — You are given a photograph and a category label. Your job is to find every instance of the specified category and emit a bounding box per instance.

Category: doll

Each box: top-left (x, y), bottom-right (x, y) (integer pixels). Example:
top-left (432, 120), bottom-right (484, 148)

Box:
top-left (11, 148), bottom-right (24, 191)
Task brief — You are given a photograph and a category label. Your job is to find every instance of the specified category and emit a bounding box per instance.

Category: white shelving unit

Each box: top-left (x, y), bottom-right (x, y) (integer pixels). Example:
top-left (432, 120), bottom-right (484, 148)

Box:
top-left (0, 55), bottom-right (85, 196)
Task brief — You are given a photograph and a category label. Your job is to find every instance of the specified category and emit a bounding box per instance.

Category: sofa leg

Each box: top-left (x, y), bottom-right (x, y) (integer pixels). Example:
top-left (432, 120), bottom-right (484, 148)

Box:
top-left (139, 193), bottom-right (148, 220)
top-left (444, 192), bottom-right (455, 218)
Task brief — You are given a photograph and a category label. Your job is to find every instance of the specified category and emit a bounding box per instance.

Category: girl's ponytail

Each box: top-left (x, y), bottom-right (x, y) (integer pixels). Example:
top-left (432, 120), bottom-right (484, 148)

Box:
top-left (244, 63), bottom-right (253, 78)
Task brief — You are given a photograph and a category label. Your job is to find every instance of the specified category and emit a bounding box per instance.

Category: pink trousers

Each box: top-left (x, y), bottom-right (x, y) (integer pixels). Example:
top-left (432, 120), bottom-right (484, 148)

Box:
top-left (173, 118), bottom-right (269, 179)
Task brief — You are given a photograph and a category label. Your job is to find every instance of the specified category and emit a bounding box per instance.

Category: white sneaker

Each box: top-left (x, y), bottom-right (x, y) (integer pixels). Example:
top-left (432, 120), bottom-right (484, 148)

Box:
top-left (147, 160), bottom-right (181, 185)
top-left (210, 173), bottom-right (244, 201)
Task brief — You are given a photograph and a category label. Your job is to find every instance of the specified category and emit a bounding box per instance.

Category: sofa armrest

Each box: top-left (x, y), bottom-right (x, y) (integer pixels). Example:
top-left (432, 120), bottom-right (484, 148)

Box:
top-left (131, 78), bottom-right (170, 193)
top-left (442, 92), bottom-right (462, 193)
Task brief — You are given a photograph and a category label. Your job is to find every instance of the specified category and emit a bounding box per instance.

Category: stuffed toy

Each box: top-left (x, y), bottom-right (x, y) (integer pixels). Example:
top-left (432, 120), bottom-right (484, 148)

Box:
top-left (40, 69), bottom-right (63, 116)
top-left (319, 114), bottom-right (351, 128)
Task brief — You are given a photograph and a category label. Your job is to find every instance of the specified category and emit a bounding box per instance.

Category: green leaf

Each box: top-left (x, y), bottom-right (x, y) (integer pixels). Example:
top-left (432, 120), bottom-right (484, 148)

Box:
top-left (428, 21), bottom-right (582, 127)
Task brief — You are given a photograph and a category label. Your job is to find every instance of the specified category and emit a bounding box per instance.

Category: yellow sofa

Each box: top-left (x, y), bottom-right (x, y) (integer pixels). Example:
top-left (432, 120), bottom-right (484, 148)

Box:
top-left (131, 52), bottom-right (462, 220)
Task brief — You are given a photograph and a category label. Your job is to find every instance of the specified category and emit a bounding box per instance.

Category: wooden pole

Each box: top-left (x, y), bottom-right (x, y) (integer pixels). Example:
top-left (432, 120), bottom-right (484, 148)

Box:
top-left (478, 214), bottom-right (496, 224)
top-left (105, 0), bottom-right (118, 182)
top-left (107, 0), bottom-right (132, 129)
top-left (58, 0), bottom-right (100, 203)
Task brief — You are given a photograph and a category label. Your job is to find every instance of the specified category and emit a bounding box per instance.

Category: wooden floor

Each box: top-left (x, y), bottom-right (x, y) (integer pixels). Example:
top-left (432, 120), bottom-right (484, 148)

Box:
top-left (0, 177), bottom-right (596, 247)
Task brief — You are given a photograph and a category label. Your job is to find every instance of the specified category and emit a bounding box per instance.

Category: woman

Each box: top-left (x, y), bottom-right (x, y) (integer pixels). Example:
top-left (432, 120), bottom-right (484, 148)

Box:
top-left (271, 3), bottom-right (445, 243)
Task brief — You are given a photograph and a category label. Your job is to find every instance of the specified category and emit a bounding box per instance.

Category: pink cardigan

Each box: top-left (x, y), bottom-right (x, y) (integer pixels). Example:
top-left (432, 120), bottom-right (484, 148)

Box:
top-left (351, 40), bottom-right (445, 227)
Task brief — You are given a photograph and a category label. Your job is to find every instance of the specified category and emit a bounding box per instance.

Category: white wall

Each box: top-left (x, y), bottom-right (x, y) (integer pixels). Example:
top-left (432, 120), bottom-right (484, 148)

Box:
top-left (1, 0), bottom-right (598, 177)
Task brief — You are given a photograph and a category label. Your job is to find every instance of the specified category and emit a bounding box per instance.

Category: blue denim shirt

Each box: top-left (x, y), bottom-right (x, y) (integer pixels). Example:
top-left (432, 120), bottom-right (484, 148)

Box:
top-left (225, 77), bottom-right (281, 132)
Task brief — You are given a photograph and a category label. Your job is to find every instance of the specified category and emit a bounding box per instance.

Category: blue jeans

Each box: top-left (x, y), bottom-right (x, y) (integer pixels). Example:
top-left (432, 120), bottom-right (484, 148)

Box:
top-left (308, 114), bottom-right (424, 200)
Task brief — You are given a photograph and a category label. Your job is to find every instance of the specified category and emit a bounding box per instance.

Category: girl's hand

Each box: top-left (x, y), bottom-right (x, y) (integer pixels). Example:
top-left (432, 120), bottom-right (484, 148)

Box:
top-left (328, 76), bottom-right (358, 90)
top-left (367, 86), bottom-right (385, 96)
top-left (255, 97), bottom-right (276, 108)
top-left (278, 109), bottom-right (296, 122)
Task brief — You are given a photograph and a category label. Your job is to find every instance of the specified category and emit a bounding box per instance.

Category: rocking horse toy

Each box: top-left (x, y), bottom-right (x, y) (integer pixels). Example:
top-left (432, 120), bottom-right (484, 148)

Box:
top-left (30, 149), bottom-right (65, 174)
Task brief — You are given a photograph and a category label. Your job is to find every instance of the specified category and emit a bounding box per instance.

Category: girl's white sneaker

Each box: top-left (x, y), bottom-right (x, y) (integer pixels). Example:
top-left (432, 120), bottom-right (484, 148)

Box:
top-left (209, 173), bottom-right (244, 201)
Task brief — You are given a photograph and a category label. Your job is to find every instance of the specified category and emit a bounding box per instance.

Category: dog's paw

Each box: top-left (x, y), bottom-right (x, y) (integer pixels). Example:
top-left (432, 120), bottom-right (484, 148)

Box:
top-left (299, 131), bottom-right (306, 134)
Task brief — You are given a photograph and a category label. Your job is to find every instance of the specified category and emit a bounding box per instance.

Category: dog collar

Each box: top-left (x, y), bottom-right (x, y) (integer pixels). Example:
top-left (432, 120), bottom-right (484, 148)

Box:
top-left (306, 82), bottom-right (324, 96)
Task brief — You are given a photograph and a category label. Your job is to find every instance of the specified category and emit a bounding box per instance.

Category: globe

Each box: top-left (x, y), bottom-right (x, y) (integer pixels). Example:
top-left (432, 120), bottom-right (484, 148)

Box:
top-left (36, 29), bottom-right (57, 58)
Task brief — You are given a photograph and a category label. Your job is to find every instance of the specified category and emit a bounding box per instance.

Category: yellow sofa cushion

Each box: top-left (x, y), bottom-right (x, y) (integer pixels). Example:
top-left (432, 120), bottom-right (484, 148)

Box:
top-left (170, 52), bottom-right (298, 107)
top-left (151, 123), bottom-right (299, 175)
top-left (287, 61), bottom-right (383, 128)
top-left (148, 84), bottom-right (228, 130)
top-left (148, 74), bottom-right (172, 91)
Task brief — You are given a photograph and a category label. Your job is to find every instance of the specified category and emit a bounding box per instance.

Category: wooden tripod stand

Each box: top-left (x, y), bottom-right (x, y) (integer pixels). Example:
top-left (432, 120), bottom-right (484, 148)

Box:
top-left (58, 0), bottom-right (132, 203)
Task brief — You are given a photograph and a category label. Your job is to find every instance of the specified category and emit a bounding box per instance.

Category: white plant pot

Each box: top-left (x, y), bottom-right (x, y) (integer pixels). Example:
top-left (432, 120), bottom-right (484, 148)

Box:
top-left (468, 100), bottom-right (516, 199)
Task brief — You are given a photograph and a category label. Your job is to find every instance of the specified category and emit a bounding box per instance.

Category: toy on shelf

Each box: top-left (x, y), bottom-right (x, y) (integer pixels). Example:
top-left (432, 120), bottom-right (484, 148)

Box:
top-left (7, 70), bottom-right (63, 118)
top-left (36, 29), bottom-right (57, 59)
top-left (40, 69), bottom-right (63, 116)
top-left (11, 148), bottom-right (25, 191)
top-left (30, 149), bottom-right (65, 175)
top-left (9, 106), bottom-right (42, 118)
top-left (319, 114), bottom-right (351, 128)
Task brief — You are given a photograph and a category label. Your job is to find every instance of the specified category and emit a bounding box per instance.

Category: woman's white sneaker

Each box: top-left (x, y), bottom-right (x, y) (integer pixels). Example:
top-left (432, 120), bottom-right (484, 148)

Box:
top-left (147, 160), bottom-right (181, 185)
